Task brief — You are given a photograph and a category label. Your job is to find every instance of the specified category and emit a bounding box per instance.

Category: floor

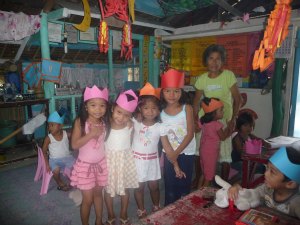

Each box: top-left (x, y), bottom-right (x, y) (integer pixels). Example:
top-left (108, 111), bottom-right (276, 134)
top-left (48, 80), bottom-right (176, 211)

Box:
top-left (0, 142), bottom-right (169, 225)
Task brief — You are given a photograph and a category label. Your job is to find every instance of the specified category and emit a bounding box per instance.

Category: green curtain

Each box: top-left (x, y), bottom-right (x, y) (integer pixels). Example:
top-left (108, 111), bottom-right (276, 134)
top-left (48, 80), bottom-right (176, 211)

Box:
top-left (271, 58), bottom-right (287, 136)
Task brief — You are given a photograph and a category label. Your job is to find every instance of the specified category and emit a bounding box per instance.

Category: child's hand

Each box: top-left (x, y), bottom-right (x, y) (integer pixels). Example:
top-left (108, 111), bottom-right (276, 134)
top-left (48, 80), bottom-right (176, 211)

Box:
top-left (174, 164), bottom-right (186, 179)
top-left (228, 184), bottom-right (242, 201)
top-left (89, 124), bottom-right (104, 139)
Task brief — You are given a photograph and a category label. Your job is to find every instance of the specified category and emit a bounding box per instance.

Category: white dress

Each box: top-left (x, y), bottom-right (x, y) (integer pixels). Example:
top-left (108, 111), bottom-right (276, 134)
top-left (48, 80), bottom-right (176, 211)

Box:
top-left (132, 119), bottom-right (165, 182)
top-left (104, 126), bottom-right (138, 197)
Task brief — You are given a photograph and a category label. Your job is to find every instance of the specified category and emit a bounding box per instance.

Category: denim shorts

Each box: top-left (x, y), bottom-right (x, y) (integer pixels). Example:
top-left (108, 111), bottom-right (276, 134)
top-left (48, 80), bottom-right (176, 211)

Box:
top-left (49, 156), bottom-right (75, 171)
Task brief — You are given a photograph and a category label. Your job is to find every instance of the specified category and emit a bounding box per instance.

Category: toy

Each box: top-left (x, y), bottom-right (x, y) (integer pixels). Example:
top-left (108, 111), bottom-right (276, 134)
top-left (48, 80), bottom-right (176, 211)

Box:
top-left (214, 175), bottom-right (261, 211)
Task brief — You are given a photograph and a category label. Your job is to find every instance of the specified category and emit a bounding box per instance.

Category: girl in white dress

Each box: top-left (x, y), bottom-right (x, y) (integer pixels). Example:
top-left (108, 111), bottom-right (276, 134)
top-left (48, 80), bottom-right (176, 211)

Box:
top-left (132, 83), bottom-right (185, 218)
top-left (104, 90), bottom-right (139, 225)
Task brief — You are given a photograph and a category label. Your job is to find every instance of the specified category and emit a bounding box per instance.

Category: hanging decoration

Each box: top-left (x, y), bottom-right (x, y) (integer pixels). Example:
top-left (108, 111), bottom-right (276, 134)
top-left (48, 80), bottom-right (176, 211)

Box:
top-left (73, 0), bottom-right (91, 32)
top-left (252, 0), bottom-right (292, 72)
top-left (98, 0), bottom-right (109, 53)
top-left (98, 0), bottom-right (134, 60)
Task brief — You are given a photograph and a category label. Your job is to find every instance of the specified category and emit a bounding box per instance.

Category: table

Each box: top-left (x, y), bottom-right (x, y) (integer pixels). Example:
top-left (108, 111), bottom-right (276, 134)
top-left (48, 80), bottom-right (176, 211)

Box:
top-left (241, 149), bottom-right (277, 188)
top-left (140, 188), bottom-right (300, 225)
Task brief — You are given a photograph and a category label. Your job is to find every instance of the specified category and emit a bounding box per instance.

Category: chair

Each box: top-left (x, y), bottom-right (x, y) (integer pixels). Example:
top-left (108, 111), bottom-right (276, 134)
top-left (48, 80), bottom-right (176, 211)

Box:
top-left (34, 145), bottom-right (53, 195)
top-left (34, 145), bottom-right (71, 195)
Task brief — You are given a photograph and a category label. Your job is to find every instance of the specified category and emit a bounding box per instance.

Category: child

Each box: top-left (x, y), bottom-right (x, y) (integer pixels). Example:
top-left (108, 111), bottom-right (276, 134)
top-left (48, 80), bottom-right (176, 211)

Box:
top-left (42, 111), bottom-right (74, 191)
top-left (70, 85), bottom-right (109, 225)
top-left (132, 82), bottom-right (185, 218)
top-left (231, 111), bottom-right (268, 178)
top-left (160, 69), bottom-right (196, 205)
top-left (228, 147), bottom-right (300, 220)
top-left (199, 97), bottom-right (232, 187)
top-left (104, 89), bottom-right (139, 225)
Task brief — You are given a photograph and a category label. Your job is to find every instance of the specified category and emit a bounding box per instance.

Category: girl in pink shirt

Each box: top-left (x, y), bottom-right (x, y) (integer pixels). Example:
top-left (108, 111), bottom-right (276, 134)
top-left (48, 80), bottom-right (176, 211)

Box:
top-left (70, 85), bottom-right (109, 225)
top-left (199, 97), bottom-right (232, 187)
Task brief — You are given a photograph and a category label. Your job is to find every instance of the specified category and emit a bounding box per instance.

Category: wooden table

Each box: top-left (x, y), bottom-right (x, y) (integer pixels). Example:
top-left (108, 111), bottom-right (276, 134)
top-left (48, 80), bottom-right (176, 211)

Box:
top-left (241, 149), bottom-right (277, 188)
top-left (140, 188), bottom-right (300, 225)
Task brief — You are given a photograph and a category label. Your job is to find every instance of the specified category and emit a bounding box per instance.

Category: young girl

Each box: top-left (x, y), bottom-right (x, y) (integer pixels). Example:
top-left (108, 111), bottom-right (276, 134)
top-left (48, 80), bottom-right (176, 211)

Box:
top-left (104, 89), bottom-right (139, 225)
top-left (199, 97), bottom-right (232, 187)
top-left (132, 82), bottom-right (185, 218)
top-left (70, 85), bottom-right (109, 225)
top-left (160, 69), bottom-right (196, 205)
top-left (42, 111), bottom-right (74, 191)
top-left (231, 111), bottom-right (268, 178)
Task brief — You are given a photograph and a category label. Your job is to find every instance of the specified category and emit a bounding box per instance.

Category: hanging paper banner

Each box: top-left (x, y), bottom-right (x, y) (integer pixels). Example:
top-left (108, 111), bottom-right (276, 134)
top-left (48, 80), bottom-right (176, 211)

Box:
top-left (190, 36), bottom-right (216, 76)
top-left (143, 35), bottom-right (150, 84)
top-left (170, 39), bottom-right (192, 72)
top-left (217, 34), bottom-right (248, 77)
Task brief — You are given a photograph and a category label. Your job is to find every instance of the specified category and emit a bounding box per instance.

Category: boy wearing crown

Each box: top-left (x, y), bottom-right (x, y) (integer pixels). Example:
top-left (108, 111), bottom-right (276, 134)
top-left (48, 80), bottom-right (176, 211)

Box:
top-left (42, 111), bottom-right (75, 191)
top-left (228, 147), bottom-right (300, 219)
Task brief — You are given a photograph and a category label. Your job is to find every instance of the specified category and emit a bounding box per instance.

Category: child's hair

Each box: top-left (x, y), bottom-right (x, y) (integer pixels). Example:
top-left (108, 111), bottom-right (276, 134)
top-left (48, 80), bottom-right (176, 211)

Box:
top-left (78, 87), bottom-right (110, 139)
top-left (200, 97), bottom-right (220, 124)
top-left (236, 112), bottom-right (255, 131)
top-left (138, 95), bottom-right (161, 123)
top-left (282, 147), bottom-right (300, 182)
top-left (160, 88), bottom-right (189, 109)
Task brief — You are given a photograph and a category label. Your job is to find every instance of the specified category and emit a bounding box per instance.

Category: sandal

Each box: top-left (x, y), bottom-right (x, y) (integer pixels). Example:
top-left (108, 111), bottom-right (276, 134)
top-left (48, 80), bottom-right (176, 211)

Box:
top-left (105, 218), bottom-right (115, 225)
top-left (119, 218), bottom-right (131, 225)
top-left (137, 209), bottom-right (147, 218)
top-left (57, 184), bottom-right (71, 192)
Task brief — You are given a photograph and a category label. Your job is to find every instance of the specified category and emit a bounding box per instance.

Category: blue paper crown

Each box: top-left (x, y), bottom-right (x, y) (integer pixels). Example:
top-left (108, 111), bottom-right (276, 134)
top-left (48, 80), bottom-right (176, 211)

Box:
top-left (48, 111), bottom-right (64, 124)
top-left (270, 147), bottom-right (300, 184)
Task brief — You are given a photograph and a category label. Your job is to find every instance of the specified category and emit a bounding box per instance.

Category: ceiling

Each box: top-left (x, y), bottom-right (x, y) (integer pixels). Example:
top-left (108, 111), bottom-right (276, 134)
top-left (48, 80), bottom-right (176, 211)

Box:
top-left (1, 0), bottom-right (300, 64)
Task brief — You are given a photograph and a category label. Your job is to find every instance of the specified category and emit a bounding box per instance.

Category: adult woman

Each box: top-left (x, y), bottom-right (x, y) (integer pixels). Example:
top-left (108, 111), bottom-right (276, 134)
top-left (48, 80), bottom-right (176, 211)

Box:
top-left (193, 44), bottom-right (241, 181)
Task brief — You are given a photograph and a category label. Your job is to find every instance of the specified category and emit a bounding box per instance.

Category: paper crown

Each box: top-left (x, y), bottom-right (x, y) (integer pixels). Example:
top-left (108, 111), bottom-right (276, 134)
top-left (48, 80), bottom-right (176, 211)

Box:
top-left (48, 111), bottom-right (64, 124)
top-left (139, 82), bottom-right (161, 99)
top-left (84, 85), bottom-right (108, 102)
top-left (270, 147), bottom-right (300, 184)
top-left (245, 139), bottom-right (262, 154)
top-left (201, 99), bottom-right (224, 113)
top-left (161, 69), bottom-right (184, 88)
top-left (116, 89), bottom-right (138, 112)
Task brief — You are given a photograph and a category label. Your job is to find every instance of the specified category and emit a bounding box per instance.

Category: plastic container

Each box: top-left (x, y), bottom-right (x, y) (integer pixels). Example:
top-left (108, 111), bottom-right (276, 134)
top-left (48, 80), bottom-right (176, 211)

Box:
top-left (0, 120), bottom-right (18, 148)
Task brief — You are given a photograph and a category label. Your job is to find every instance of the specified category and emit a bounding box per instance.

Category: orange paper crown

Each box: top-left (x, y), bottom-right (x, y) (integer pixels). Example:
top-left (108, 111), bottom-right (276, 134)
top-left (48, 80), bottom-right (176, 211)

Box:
top-left (139, 82), bottom-right (161, 99)
top-left (161, 69), bottom-right (184, 88)
top-left (201, 99), bottom-right (224, 113)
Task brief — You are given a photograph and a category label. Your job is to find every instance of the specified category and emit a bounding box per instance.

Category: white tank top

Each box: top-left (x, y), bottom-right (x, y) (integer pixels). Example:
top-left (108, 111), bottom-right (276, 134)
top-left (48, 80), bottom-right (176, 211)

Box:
top-left (48, 130), bottom-right (71, 159)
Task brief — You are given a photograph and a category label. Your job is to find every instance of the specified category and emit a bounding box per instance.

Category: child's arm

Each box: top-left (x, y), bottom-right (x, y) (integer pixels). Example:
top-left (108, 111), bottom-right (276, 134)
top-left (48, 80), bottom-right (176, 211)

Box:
top-left (249, 134), bottom-right (271, 149)
top-left (42, 136), bottom-right (51, 173)
top-left (161, 136), bottom-right (186, 178)
top-left (232, 135), bottom-right (244, 155)
top-left (71, 118), bottom-right (103, 149)
top-left (217, 122), bottom-right (233, 141)
top-left (169, 105), bottom-right (195, 162)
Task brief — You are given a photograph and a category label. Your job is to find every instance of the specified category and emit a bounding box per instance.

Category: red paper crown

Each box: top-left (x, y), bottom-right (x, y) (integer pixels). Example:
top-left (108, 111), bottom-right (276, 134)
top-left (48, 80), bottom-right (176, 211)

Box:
top-left (161, 69), bottom-right (184, 88)
top-left (201, 99), bottom-right (224, 113)
top-left (140, 82), bottom-right (161, 99)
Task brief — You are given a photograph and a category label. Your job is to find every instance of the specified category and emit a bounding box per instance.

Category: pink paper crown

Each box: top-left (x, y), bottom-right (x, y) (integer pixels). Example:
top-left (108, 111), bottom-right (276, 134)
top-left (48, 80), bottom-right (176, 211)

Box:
top-left (84, 85), bottom-right (108, 102)
top-left (116, 89), bottom-right (138, 112)
top-left (245, 139), bottom-right (262, 154)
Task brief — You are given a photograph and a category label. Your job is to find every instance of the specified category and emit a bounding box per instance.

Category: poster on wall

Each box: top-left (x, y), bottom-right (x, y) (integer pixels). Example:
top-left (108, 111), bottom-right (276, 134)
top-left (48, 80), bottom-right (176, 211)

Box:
top-left (48, 22), bottom-right (63, 43)
top-left (217, 34), bottom-right (248, 77)
top-left (65, 24), bottom-right (78, 43)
